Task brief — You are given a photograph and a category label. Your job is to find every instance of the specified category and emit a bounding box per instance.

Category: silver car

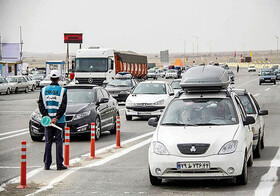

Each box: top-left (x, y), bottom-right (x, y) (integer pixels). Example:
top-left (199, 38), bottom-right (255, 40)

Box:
top-left (0, 77), bottom-right (12, 95)
top-left (7, 76), bottom-right (29, 93)
top-left (24, 76), bottom-right (37, 91)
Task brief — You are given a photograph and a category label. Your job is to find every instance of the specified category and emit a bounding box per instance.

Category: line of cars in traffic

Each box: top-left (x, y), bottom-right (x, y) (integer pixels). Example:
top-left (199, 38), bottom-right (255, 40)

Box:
top-left (27, 65), bottom-right (268, 186)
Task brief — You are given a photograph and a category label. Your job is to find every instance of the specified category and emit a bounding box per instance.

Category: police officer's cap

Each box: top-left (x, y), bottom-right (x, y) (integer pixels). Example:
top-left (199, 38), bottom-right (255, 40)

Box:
top-left (50, 70), bottom-right (61, 78)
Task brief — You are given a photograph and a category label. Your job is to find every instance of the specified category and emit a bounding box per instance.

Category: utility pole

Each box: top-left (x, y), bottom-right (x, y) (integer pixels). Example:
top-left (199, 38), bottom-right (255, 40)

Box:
top-left (193, 36), bottom-right (199, 57)
top-left (275, 36), bottom-right (279, 63)
top-left (20, 26), bottom-right (23, 62)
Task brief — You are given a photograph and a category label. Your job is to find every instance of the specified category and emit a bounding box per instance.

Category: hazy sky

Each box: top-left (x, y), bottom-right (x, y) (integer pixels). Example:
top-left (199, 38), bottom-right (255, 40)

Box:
top-left (0, 0), bottom-right (279, 55)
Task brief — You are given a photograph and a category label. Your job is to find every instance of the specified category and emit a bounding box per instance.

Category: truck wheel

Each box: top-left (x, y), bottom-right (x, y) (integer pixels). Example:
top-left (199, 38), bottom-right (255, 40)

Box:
top-left (149, 168), bottom-right (162, 186)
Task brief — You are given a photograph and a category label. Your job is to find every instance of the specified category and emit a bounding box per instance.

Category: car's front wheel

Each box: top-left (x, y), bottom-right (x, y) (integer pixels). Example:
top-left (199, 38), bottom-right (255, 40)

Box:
top-left (31, 85), bottom-right (35, 91)
top-left (149, 168), bottom-right (162, 186)
top-left (126, 113), bottom-right (132, 121)
top-left (31, 135), bottom-right (43, 142)
top-left (259, 81), bottom-right (262, 85)
top-left (254, 131), bottom-right (261, 158)
top-left (6, 88), bottom-right (11, 95)
top-left (236, 153), bottom-right (248, 185)
top-left (95, 117), bottom-right (101, 140)
top-left (25, 87), bottom-right (29, 93)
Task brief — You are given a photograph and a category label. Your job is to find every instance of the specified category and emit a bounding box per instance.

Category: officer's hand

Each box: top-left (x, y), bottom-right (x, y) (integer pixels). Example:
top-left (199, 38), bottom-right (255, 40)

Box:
top-left (51, 118), bottom-right (57, 124)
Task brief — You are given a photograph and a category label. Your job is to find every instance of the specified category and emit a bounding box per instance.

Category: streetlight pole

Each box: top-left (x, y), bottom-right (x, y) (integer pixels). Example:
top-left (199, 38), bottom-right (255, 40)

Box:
top-left (275, 36), bottom-right (279, 63)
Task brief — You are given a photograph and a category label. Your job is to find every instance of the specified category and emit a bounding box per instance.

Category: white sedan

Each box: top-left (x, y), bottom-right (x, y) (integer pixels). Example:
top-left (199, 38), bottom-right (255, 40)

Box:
top-left (125, 81), bottom-right (174, 120)
top-left (148, 91), bottom-right (255, 185)
top-left (165, 69), bottom-right (178, 79)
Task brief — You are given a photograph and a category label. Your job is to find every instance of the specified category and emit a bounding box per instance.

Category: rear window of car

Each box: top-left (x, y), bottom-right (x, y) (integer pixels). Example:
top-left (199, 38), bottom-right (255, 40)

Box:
top-left (238, 95), bottom-right (256, 114)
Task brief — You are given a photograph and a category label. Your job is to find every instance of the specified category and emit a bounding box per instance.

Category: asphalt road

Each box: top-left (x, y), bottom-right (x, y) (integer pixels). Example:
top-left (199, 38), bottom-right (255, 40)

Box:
top-left (0, 68), bottom-right (280, 196)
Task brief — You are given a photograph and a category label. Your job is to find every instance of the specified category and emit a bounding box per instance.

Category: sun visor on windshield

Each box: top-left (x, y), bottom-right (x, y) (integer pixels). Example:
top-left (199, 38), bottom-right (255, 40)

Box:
top-left (115, 72), bottom-right (133, 79)
top-left (180, 65), bottom-right (230, 92)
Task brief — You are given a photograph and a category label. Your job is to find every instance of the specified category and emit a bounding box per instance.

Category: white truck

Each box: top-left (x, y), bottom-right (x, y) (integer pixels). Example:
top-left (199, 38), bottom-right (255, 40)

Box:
top-left (72, 47), bottom-right (148, 86)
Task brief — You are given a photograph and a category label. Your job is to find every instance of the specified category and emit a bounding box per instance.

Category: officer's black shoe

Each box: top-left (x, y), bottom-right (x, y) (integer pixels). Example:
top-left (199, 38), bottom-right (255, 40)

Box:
top-left (44, 166), bottom-right (50, 170)
top-left (57, 165), bottom-right (68, 170)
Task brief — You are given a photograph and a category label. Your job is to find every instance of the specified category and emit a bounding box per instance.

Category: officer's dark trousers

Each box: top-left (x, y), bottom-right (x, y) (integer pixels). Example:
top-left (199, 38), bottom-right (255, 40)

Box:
top-left (44, 123), bottom-right (65, 168)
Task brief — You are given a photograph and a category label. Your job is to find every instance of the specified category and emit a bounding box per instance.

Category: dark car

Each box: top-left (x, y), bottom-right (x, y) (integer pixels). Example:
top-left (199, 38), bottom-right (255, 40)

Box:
top-left (29, 84), bottom-right (119, 141)
top-left (259, 69), bottom-right (276, 85)
top-left (274, 69), bottom-right (280, 80)
top-left (105, 72), bottom-right (138, 102)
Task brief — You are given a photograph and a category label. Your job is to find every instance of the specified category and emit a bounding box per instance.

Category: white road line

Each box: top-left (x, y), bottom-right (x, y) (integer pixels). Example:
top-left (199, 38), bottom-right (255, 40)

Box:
top-left (0, 166), bottom-right (41, 169)
top-left (0, 128), bottom-right (28, 136)
top-left (27, 138), bottom-right (151, 196)
top-left (0, 131), bottom-right (154, 192)
top-left (254, 93), bottom-right (260, 97)
top-left (0, 131), bottom-right (28, 141)
top-left (255, 147), bottom-right (280, 196)
top-left (265, 88), bottom-right (270, 91)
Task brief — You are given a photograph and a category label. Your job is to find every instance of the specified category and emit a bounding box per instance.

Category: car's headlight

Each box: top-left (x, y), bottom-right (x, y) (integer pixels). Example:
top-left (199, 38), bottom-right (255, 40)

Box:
top-left (73, 111), bottom-right (91, 121)
top-left (218, 140), bottom-right (238, 155)
top-left (153, 141), bottom-right (169, 155)
top-left (32, 111), bottom-right (42, 122)
top-left (126, 99), bottom-right (135, 106)
top-left (154, 99), bottom-right (164, 105)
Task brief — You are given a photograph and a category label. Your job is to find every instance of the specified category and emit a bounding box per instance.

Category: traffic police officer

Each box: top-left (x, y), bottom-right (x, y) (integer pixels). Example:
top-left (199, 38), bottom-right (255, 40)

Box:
top-left (38, 70), bottom-right (67, 170)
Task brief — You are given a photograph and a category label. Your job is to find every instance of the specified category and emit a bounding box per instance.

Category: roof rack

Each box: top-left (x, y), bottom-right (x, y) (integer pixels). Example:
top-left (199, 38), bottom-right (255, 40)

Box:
top-left (180, 65), bottom-right (230, 93)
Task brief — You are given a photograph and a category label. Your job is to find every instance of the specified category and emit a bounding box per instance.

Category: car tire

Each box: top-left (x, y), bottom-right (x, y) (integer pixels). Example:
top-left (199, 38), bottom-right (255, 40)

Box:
top-left (254, 131), bottom-right (261, 158)
top-left (110, 112), bottom-right (119, 134)
top-left (95, 117), bottom-right (101, 140)
top-left (236, 153), bottom-right (248, 185)
top-left (15, 87), bottom-right (19, 93)
top-left (274, 81), bottom-right (276, 85)
top-left (31, 135), bottom-right (43, 142)
top-left (248, 148), bottom-right (253, 167)
top-left (259, 82), bottom-right (261, 85)
top-left (25, 87), bottom-right (29, 93)
top-left (6, 88), bottom-right (11, 95)
top-left (261, 129), bottom-right (265, 149)
top-left (31, 85), bottom-right (35, 91)
top-left (126, 114), bottom-right (132, 121)
top-left (149, 168), bottom-right (162, 186)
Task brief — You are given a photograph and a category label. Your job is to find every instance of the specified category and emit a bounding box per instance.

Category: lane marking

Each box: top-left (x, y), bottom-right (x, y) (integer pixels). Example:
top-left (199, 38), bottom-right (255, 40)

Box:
top-left (0, 131), bottom-right (28, 141)
top-left (265, 88), bottom-right (270, 91)
top-left (0, 166), bottom-right (41, 169)
top-left (254, 93), bottom-right (260, 97)
top-left (0, 131), bottom-right (154, 192)
top-left (255, 147), bottom-right (280, 196)
top-left (27, 138), bottom-right (151, 196)
top-left (0, 128), bottom-right (28, 136)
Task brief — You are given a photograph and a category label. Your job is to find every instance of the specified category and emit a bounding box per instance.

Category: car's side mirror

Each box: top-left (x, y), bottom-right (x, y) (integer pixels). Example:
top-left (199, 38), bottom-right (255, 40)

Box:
top-left (243, 116), bottom-right (255, 125)
top-left (97, 97), bottom-right (109, 105)
top-left (169, 92), bottom-right (174, 96)
top-left (148, 117), bottom-right (159, 127)
top-left (259, 110), bottom-right (268, 116)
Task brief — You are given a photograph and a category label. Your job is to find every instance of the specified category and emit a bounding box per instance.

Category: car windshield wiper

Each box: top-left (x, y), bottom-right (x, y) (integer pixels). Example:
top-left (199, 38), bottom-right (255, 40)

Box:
top-left (195, 123), bottom-right (219, 126)
top-left (161, 123), bottom-right (186, 126)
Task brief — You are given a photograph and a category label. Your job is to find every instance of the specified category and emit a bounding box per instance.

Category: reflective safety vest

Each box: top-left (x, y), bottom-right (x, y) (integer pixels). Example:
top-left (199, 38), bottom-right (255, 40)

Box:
top-left (42, 85), bottom-right (66, 123)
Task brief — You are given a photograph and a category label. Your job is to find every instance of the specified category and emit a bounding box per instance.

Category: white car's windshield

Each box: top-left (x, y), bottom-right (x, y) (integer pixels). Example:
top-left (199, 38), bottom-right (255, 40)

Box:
top-left (148, 69), bottom-right (156, 73)
top-left (133, 83), bottom-right (166, 94)
top-left (107, 79), bottom-right (132, 87)
top-left (171, 81), bottom-right (181, 89)
top-left (161, 98), bottom-right (238, 126)
top-left (168, 69), bottom-right (176, 73)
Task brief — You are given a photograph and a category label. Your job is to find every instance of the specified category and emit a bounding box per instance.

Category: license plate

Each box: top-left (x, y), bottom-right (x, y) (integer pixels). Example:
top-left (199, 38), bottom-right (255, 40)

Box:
top-left (137, 112), bottom-right (151, 115)
top-left (177, 162), bottom-right (210, 170)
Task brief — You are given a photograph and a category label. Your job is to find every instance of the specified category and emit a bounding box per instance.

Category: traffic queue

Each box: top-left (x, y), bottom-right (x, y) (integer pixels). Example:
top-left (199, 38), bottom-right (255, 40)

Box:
top-left (1, 52), bottom-right (275, 186)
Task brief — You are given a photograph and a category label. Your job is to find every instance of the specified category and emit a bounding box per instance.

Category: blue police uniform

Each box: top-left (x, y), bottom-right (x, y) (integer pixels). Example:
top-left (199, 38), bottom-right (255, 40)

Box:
top-left (38, 82), bottom-right (67, 170)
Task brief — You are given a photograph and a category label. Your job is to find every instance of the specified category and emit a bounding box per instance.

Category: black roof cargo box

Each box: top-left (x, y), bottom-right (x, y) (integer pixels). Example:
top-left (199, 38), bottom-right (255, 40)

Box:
top-left (180, 65), bottom-right (230, 92)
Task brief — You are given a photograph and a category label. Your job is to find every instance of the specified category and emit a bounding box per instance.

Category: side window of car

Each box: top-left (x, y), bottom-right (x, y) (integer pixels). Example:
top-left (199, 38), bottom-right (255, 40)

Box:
top-left (250, 95), bottom-right (260, 112)
top-left (96, 89), bottom-right (103, 101)
top-left (101, 89), bottom-right (109, 99)
top-left (167, 84), bottom-right (173, 93)
top-left (22, 77), bottom-right (27, 82)
top-left (235, 96), bottom-right (246, 121)
top-left (0, 78), bottom-right (3, 83)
